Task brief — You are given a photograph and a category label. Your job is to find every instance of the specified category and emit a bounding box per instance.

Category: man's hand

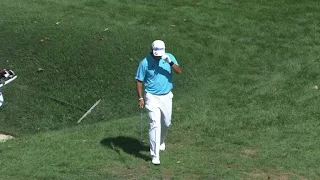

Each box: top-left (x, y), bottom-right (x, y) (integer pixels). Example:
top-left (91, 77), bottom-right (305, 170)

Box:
top-left (138, 99), bottom-right (144, 109)
top-left (161, 54), bottom-right (171, 63)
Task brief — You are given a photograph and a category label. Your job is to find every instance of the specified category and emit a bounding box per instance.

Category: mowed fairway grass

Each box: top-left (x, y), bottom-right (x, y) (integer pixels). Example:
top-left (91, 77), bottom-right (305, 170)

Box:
top-left (1, 0), bottom-right (320, 179)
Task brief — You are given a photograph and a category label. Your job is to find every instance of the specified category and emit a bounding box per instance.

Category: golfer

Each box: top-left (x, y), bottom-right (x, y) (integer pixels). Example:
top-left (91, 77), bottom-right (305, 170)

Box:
top-left (135, 40), bottom-right (182, 165)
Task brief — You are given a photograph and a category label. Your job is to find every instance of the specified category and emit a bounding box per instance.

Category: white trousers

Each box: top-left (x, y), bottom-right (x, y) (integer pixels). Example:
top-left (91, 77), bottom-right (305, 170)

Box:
top-left (0, 92), bottom-right (3, 107)
top-left (145, 91), bottom-right (173, 159)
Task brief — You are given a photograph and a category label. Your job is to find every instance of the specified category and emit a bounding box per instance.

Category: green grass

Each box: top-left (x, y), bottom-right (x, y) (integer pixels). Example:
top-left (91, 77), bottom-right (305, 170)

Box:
top-left (1, 0), bottom-right (320, 179)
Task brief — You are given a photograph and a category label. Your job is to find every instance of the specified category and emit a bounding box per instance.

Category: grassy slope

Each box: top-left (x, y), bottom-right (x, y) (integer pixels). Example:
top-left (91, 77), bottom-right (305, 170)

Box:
top-left (1, 0), bottom-right (320, 179)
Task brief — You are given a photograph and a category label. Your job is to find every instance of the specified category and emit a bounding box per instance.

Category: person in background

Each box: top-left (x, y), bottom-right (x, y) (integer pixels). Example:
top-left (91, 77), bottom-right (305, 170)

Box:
top-left (0, 69), bottom-right (15, 107)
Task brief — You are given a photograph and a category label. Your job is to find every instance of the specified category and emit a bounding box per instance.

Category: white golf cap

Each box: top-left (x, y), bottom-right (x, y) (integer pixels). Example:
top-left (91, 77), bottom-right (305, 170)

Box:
top-left (152, 40), bottom-right (165, 56)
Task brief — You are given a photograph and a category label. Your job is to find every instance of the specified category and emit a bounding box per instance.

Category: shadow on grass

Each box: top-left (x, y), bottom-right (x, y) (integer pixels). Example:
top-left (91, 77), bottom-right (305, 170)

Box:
top-left (100, 136), bottom-right (150, 161)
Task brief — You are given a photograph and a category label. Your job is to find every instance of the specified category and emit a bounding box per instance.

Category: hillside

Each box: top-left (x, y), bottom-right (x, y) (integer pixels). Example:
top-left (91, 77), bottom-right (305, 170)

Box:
top-left (1, 0), bottom-right (320, 179)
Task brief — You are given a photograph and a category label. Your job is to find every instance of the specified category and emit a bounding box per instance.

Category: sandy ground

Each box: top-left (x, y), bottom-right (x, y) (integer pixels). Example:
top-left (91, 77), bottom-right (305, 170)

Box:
top-left (0, 134), bottom-right (14, 142)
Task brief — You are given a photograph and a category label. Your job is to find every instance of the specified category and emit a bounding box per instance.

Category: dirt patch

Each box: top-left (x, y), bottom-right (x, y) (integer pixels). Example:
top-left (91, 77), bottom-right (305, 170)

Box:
top-left (241, 148), bottom-right (257, 156)
top-left (107, 164), bottom-right (148, 179)
top-left (0, 134), bottom-right (14, 142)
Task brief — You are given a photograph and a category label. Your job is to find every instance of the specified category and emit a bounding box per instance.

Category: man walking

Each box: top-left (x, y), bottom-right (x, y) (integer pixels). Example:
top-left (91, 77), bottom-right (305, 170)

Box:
top-left (135, 40), bottom-right (182, 165)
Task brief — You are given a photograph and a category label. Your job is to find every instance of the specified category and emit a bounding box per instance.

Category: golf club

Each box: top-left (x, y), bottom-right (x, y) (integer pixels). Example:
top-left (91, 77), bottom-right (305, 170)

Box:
top-left (140, 109), bottom-right (144, 144)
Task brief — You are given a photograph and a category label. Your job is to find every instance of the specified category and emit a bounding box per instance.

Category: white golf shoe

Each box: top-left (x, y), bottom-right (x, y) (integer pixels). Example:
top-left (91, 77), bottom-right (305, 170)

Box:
top-left (152, 157), bottom-right (160, 165)
top-left (160, 143), bottom-right (165, 151)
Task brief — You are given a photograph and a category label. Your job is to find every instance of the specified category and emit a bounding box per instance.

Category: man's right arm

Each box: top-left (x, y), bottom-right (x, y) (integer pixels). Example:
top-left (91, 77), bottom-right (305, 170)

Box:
top-left (136, 80), bottom-right (144, 108)
top-left (135, 59), bottom-right (146, 108)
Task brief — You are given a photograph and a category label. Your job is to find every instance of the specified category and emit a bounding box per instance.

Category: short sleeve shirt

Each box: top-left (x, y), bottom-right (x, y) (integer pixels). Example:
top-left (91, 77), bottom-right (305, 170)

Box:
top-left (135, 53), bottom-right (178, 95)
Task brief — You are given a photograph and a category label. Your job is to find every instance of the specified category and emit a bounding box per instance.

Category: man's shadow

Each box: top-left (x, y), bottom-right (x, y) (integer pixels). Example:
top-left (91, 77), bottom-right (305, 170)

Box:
top-left (100, 136), bottom-right (150, 161)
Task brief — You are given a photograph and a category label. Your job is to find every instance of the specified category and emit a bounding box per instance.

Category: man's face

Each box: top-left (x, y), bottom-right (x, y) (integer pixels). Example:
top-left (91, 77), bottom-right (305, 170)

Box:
top-left (150, 50), bottom-right (162, 60)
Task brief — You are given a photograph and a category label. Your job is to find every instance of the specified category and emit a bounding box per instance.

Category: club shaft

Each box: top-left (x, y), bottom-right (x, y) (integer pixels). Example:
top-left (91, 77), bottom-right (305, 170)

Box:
top-left (140, 111), bottom-right (143, 142)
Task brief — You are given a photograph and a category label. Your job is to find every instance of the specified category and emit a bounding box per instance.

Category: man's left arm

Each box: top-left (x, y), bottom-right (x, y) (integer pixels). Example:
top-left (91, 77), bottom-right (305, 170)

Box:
top-left (170, 63), bottom-right (181, 75)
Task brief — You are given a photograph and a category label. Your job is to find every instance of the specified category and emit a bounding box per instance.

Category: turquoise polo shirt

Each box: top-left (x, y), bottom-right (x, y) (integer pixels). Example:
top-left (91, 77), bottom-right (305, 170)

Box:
top-left (135, 53), bottom-right (178, 95)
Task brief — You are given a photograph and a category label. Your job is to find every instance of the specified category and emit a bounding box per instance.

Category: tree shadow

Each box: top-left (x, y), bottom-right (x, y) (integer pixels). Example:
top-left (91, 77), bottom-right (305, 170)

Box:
top-left (100, 136), bottom-right (150, 161)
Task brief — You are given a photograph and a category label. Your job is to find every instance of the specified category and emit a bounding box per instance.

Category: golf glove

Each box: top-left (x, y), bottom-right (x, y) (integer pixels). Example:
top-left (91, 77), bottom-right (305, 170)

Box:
top-left (161, 54), bottom-right (172, 63)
